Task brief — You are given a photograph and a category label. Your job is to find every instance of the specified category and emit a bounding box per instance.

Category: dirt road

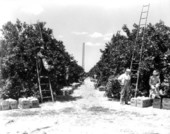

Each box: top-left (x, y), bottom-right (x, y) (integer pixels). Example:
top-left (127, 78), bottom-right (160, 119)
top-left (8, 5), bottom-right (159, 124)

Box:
top-left (0, 78), bottom-right (170, 134)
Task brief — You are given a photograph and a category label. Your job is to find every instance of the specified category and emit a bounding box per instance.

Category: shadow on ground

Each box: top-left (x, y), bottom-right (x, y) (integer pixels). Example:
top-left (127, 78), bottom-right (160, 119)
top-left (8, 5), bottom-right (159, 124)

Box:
top-left (55, 95), bottom-right (82, 102)
top-left (5, 108), bottom-right (60, 117)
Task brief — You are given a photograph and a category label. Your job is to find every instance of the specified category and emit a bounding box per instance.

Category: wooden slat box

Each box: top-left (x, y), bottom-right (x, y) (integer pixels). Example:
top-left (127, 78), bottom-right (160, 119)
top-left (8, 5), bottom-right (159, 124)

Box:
top-left (6, 99), bottom-right (18, 109)
top-left (62, 90), bottom-right (68, 96)
top-left (0, 100), bottom-right (10, 110)
top-left (18, 98), bottom-right (30, 109)
top-left (28, 97), bottom-right (39, 108)
top-left (99, 86), bottom-right (105, 91)
top-left (153, 98), bottom-right (162, 109)
top-left (61, 87), bottom-right (73, 96)
top-left (137, 97), bottom-right (152, 108)
top-left (67, 87), bottom-right (73, 94)
top-left (162, 98), bottom-right (170, 110)
top-left (72, 83), bottom-right (80, 89)
top-left (130, 98), bottom-right (137, 106)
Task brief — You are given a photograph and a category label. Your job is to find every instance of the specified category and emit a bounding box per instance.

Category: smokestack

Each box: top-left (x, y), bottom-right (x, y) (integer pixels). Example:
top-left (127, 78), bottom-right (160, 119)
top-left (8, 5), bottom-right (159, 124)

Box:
top-left (82, 42), bottom-right (85, 69)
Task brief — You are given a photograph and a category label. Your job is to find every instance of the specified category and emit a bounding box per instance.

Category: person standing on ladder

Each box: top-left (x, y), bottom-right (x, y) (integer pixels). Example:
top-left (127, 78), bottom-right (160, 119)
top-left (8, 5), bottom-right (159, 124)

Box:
top-left (118, 68), bottom-right (131, 105)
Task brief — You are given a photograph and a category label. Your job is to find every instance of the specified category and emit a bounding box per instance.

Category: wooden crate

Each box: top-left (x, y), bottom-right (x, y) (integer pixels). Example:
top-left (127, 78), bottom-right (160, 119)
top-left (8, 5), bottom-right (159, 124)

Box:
top-left (67, 87), bottom-right (73, 94)
top-left (61, 87), bottom-right (73, 96)
top-left (7, 99), bottom-right (18, 109)
top-left (99, 86), bottom-right (105, 91)
top-left (28, 97), bottom-right (39, 108)
top-left (130, 98), bottom-right (137, 106)
top-left (71, 83), bottom-right (80, 89)
top-left (153, 98), bottom-right (162, 109)
top-left (1, 100), bottom-right (10, 110)
top-left (62, 90), bottom-right (70, 96)
top-left (162, 98), bottom-right (170, 110)
top-left (18, 98), bottom-right (30, 109)
top-left (137, 97), bottom-right (152, 108)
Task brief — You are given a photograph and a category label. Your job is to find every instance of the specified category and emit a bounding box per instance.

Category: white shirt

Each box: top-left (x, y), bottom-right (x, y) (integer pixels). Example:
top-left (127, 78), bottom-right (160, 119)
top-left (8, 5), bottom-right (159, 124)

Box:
top-left (118, 73), bottom-right (130, 85)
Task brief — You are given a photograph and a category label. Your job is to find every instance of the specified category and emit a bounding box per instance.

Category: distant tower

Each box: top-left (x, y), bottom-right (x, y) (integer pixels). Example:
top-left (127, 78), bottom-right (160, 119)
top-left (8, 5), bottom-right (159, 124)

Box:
top-left (82, 43), bottom-right (85, 69)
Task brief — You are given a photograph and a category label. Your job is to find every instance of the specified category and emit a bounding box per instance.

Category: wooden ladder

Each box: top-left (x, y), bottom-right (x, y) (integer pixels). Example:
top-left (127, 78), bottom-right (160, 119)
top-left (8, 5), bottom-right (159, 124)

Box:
top-left (36, 22), bottom-right (54, 102)
top-left (130, 4), bottom-right (150, 97)
top-left (36, 63), bottom-right (54, 102)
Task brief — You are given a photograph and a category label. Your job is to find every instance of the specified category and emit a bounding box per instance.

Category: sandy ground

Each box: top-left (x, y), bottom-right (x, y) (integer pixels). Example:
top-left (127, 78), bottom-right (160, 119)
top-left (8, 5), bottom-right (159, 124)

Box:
top-left (0, 78), bottom-right (170, 134)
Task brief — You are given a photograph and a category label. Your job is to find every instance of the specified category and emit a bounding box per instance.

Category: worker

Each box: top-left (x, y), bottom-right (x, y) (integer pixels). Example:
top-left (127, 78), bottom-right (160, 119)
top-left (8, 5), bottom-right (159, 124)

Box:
top-left (105, 75), bottom-right (115, 98)
top-left (118, 68), bottom-right (131, 105)
top-left (149, 70), bottom-right (161, 99)
top-left (94, 74), bottom-right (97, 79)
top-left (65, 66), bottom-right (69, 86)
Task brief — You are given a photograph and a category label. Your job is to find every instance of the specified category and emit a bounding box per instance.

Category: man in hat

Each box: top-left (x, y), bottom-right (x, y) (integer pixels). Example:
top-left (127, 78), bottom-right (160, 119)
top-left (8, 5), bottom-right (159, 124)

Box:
top-left (118, 68), bottom-right (131, 104)
top-left (149, 70), bottom-right (161, 99)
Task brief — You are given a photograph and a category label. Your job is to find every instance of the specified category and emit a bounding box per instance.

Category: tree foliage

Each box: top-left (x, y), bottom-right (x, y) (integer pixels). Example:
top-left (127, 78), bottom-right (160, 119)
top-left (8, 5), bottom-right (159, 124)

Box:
top-left (0, 20), bottom-right (84, 99)
top-left (89, 21), bottom-right (170, 98)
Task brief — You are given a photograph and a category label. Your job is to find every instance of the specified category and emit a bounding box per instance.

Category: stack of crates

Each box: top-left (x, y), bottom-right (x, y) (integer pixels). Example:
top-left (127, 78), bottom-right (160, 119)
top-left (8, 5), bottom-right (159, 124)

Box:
top-left (18, 97), bottom-right (39, 109)
top-left (0, 97), bottom-right (40, 111)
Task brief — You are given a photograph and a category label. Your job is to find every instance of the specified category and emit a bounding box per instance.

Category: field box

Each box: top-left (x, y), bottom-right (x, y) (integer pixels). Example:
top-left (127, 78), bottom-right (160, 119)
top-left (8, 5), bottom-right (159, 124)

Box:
top-left (153, 98), bottom-right (162, 109)
top-left (18, 98), bottom-right (30, 109)
top-left (162, 98), bottom-right (170, 110)
top-left (0, 100), bottom-right (10, 110)
top-left (99, 86), bottom-right (105, 91)
top-left (28, 97), bottom-right (39, 108)
top-left (130, 98), bottom-right (137, 106)
top-left (61, 87), bottom-right (73, 96)
top-left (136, 97), bottom-right (152, 108)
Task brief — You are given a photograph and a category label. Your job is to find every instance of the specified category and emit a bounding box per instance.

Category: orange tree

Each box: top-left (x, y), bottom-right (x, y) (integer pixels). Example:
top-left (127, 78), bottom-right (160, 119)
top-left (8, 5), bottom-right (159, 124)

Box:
top-left (89, 21), bottom-right (170, 98)
top-left (0, 20), bottom-right (84, 99)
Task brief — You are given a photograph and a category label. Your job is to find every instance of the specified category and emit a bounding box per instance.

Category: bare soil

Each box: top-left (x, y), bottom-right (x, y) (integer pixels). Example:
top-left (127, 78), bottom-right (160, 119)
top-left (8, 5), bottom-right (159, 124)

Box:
top-left (0, 78), bottom-right (170, 134)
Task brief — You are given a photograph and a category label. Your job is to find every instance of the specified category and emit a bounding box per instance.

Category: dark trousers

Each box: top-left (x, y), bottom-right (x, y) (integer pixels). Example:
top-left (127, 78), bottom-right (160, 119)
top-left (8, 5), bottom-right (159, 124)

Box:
top-left (120, 84), bottom-right (129, 104)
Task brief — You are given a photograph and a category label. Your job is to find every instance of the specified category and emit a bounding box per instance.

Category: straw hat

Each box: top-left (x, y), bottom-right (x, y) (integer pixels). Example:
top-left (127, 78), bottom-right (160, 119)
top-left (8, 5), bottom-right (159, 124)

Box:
top-left (153, 70), bottom-right (159, 75)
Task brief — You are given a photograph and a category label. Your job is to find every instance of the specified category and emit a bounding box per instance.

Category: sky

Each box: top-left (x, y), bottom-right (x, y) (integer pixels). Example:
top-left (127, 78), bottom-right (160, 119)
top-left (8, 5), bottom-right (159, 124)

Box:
top-left (0, 0), bottom-right (170, 72)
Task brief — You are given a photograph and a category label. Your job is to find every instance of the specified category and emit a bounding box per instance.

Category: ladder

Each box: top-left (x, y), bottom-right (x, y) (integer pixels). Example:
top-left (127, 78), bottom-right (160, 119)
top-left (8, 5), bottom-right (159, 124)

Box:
top-left (35, 22), bottom-right (54, 102)
top-left (36, 56), bottom-right (54, 102)
top-left (130, 4), bottom-right (150, 97)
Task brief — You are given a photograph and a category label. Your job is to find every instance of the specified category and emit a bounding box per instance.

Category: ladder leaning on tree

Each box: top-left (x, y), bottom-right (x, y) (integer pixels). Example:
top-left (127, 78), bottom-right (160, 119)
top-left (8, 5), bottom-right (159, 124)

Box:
top-left (130, 4), bottom-right (150, 97)
top-left (36, 64), bottom-right (54, 102)
top-left (35, 22), bottom-right (54, 102)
